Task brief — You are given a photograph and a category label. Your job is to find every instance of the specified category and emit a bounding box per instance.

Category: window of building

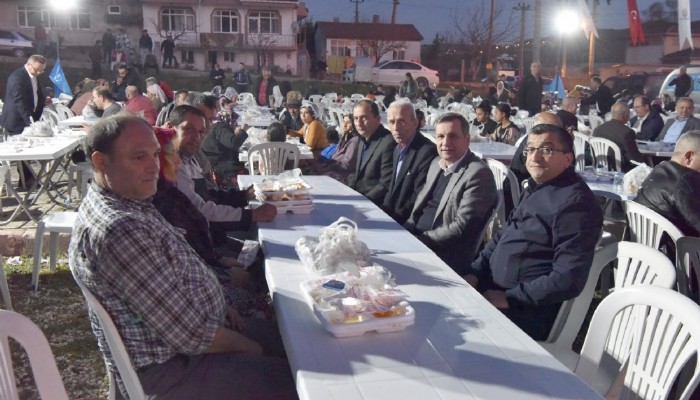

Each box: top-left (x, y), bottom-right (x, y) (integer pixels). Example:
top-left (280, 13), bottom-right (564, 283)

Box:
top-left (181, 50), bottom-right (194, 63)
top-left (69, 8), bottom-right (90, 30)
top-left (213, 10), bottom-right (238, 33)
top-left (329, 39), bottom-right (354, 57)
top-left (17, 6), bottom-right (56, 28)
top-left (223, 51), bottom-right (235, 62)
top-left (108, 6), bottom-right (121, 15)
top-left (162, 8), bottom-right (195, 32)
top-left (248, 11), bottom-right (280, 34)
top-left (392, 47), bottom-right (406, 60)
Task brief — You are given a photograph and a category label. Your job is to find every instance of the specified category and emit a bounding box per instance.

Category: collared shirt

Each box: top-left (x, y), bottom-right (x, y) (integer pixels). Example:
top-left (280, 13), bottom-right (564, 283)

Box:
top-left (24, 65), bottom-right (38, 109)
top-left (395, 132), bottom-right (417, 178)
top-left (632, 114), bottom-right (646, 130)
top-left (663, 118), bottom-right (688, 143)
top-left (438, 150), bottom-right (470, 175)
top-left (69, 183), bottom-right (226, 370)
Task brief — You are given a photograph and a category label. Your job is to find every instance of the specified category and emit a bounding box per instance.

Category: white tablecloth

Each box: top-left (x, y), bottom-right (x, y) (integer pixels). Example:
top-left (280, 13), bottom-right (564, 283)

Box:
top-left (469, 142), bottom-right (517, 161)
top-left (239, 175), bottom-right (602, 400)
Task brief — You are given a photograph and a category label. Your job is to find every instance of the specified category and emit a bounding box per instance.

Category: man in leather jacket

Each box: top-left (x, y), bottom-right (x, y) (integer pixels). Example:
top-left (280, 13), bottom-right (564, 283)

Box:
top-left (635, 130), bottom-right (700, 237)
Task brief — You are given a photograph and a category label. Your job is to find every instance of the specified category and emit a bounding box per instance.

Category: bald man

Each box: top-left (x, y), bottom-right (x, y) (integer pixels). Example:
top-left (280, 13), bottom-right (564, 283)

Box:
top-left (556, 97), bottom-right (579, 133)
top-left (510, 112), bottom-right (565, 185)
top-left (124, 85), bottom-right (157, 125)
top-left (592, 102), bottom-right (644, 172)
top-left (636, 131), bottom-right (700, 237)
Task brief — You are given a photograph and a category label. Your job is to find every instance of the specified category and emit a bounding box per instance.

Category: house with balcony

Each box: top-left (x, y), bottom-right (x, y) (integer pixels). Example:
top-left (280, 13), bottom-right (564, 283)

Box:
top-left (142, 0), bottom-right (306, 74)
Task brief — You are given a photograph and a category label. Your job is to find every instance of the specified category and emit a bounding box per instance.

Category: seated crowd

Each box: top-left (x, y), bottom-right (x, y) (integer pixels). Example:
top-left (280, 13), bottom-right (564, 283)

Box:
top-left (56, 63), bottom-right (700, 399)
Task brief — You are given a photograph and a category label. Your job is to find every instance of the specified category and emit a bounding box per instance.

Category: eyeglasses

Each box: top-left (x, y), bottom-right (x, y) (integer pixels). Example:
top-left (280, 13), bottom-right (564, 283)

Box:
top-left (523, 147), bottom-right (567, 157)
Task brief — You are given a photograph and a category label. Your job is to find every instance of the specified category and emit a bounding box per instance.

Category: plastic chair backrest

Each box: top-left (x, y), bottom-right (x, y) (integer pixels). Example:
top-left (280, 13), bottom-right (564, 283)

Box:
top-left (237, 92), bottom-right (255, 105)
top-left (677, 237), bottom-right (700, 301)
top-left (544, 242), bottom-right (676, 350)
top-left (520, 117), bottom-right (536, 133)
top-left (589, 136), bottom-right (623, 172)
top-left (350, 93), bottom-right (364, 101)
top-left (72, 275), bottom-right (146, 400)
top-left (576, 285), bottom-right (700, 400)
top-left (308, 94), bottom-right (323, 104)
top-left (625, 201), bottom-right (684, 253)
top-left (0, 310), bottom-right (68, 400)
top-left (573, 132), bottom-right (589, 171)
top-left (41, 109), bottom-right (60, 128)
top-left (485, 159), bottom-right (519, 228)
top-left (248, 142), bottom-right (300, 175)
top-left (0, 257), bottom-right (11, 310)
top-left (272, 86), bottom-right (283, 108)
top-left (54, 104), bottom-right (74, 120)
top-left (589, 115), bottom-right (604, 130)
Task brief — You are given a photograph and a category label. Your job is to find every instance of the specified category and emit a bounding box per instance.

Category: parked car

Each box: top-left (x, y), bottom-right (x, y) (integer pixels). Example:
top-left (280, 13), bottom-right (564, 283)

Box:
top-left (602, 72), bottom-right (666, 100)
top-left (659, 66), bottom-right (700, 112)
top-left (370, 60), bottom-right (439, 87)
top-left (0, 29), bottom-right (34, 58)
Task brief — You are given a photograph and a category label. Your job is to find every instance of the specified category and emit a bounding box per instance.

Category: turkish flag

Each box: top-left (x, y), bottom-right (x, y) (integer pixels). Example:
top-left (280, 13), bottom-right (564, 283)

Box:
top-left (628, 0), bottom-right (646, 46)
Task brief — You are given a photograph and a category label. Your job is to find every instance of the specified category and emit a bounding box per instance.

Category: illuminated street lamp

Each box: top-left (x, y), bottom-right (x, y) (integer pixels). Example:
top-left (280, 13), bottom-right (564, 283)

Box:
top-left (50, 0), bottom-right (78, 59)
top-left (555, 9), bottom-right (579, 78)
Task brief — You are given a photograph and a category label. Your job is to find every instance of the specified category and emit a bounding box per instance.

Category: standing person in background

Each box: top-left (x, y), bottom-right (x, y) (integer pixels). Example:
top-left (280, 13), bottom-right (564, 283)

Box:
top-left (398, 73), bottom-right (418, 101)
top-left (580, 75), bottom-right (614, 117)
top-left (669, 65), bottom-right (693, 101)
top-left (101, 29), bottom-right (115, 65)
top-left (34, 22), bottom-right (47, 56)
top-left (114, 28), bottom-right (130, 52)
top-left (138, 30), bottom-right (153, 67)
top-left (89, 40), bottom-right (103, 79)
top-left (161, 34), bottom-right (176, 69)
top-left (234, 63), bottom-right (251, 94)
top-left (210, 64), bottom-right (226, 88)
top-left (518, 62), bottom-right (543, 117)
top-left (253, 66), bottom-right (277, 107)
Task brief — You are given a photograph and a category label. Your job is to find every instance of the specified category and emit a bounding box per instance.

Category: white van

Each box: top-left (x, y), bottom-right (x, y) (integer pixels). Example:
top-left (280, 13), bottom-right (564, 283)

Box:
top-left (659, 66), bottom-right (700, 112)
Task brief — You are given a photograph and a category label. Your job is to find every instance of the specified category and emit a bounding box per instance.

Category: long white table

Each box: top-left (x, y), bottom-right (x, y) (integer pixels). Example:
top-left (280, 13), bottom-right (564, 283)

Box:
top-left (239, 175), bottom-right (602, 400)
top-left (469, 141), bottom-right (517, 161)
top-left (0, 135), bottom-right (82, 223)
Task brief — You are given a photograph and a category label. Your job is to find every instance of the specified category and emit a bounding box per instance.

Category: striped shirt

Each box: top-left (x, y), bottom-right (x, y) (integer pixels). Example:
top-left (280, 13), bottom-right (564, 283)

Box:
top-left (69, 183), bottom-right (226, 370)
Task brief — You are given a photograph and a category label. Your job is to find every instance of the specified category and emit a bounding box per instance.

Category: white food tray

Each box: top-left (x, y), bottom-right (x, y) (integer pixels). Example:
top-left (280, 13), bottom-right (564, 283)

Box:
top-left (300, 280), bottom-right (415, 338)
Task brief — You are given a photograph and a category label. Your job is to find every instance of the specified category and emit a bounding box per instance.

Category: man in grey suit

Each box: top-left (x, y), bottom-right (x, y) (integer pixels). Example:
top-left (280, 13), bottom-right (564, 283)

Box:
top-left (656, 97), bottom-right (700, 144)
top-left (348, 100), bottom-right (396, 205)
top-left (592, 102), bottom-right (644, 172)
top-left (382, 99), bottom-right (437, 224)
top-left (404, 113), bottom-right (498, 275)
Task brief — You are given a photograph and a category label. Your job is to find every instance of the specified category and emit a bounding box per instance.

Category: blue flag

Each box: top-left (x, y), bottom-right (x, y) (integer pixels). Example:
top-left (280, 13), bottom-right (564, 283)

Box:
top-left (545, 73), bottom-right (566, 99)
top-left (49, 58), bottom-right (71, 97)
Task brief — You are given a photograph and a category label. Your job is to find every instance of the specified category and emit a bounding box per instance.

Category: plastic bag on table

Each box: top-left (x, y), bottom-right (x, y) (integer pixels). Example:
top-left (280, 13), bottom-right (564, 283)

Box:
top-left (295, 217), bottom-right (371, 276)
top-left (623, 163), bottom-right (653, 195)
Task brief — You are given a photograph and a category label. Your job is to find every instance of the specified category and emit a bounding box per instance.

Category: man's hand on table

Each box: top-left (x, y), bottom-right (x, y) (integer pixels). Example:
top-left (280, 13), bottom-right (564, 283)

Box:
top-left (484, 290), bottom-right (509, 310)
top-left (252, 203), bottom-right (277, 222)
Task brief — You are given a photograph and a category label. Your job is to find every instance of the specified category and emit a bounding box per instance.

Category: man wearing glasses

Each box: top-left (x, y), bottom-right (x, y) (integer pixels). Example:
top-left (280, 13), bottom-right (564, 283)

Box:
top-left (465, 123), bottom-right (603, 340)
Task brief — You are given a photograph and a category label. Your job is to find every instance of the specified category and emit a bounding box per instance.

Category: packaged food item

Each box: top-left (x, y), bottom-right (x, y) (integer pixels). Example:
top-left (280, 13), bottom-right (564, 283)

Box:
top-left (295, 217), bottom-right (371, 275)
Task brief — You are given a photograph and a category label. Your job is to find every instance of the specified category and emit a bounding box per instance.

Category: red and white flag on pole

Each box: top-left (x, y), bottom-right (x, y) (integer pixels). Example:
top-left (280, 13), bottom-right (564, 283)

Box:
top-left (627, 0), bottom-right (646, 46)
top-left (678, 0), bottom-right (694, 50)
top-left (579, 0), bottom-right (599, 39)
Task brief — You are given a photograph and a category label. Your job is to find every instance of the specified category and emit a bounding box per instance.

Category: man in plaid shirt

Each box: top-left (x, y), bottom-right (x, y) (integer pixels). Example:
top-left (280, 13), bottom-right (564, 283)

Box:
top-left (69, 114), bottom-right (296, 399)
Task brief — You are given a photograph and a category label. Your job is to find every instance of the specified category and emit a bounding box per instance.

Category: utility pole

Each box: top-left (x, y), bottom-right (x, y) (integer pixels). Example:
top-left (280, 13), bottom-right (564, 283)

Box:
top-left (351, 0), bottom-right (364, 23)
top-left (514, 2), bottom-right (531, 77)
top-left (485, 0), bottom-right (495, 77)
top-left (532, 0), bottom-right (541, 62)
top-left (391, 0), bottom-right (400, 24)
top-left (588, 0), bottom-right (598, 78)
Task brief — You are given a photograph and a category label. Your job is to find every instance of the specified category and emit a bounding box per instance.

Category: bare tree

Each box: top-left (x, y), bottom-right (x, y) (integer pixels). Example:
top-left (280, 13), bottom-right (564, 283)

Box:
top-left (148, 18), bottom-right (189, 41)
top-left (448, 0), bottom-right (516, 81)
top-left (248, 33), bottom-right (278, 72)
top-left (355, 38), bottom-right (406, 64)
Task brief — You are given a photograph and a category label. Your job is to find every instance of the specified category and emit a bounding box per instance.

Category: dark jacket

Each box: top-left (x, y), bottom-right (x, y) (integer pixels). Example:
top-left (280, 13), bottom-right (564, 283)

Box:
top-left (348, 125), bottom-right (397, 205)
top-left (472, 118), bottom-right (498, 137)
top-left (517, 73), bottom-right (543, 116)
top-left (629, 111), bottom-right (664, 141)
top-left (581, 85), bottom-right (614, 117)
top-left (200, 122), bottom-right (248, 175)
top-left (138, 34), bottom-right (153, 51)
top-left (469, 167), bottom-right (603, 309)
top-left (279, 109), bottom-right (303, 131)
top-left (252, 76), bottom-right (278, 106)
top-left (112, 67), bottom-right (143, 102)
top-left (0, 66), bottom-right (44, 134)
top-left (209, 68), bottom-right (225, 86)
top-left (592, 119), bottom-right (645, 172)
top-left (556, 110), bottom-right (579, 132)
top-left (635, 161), bottom-right (700, 237)
top-left (670, 74), bottom-right (692, 98)
top-left (382, 133), bottom-right (437, 224)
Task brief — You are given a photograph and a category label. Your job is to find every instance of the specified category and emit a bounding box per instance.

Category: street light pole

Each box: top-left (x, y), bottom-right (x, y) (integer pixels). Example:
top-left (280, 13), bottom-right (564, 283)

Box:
top-left (513, 2), bottom-right (531, 76)
top-left (556, 9), bottom-right (579, 79)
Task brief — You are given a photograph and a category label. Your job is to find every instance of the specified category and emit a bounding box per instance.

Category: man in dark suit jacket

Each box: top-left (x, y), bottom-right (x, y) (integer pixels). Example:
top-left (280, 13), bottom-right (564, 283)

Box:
top-left (0, 55), bottom-right (47, 187)
top-left (629, 95), bottom-right (664, 141)
top-left (347, 100), bottom-right (397, 205)
top-left (580, 75), bottom-right (614, 117)
top-left (404, 113), bottom-right (498, 275)
top-left (517, 62), bottom-right (543, 117)
top-left (656, 98), bottom-right (700, 143)
top-left (592, 103), bottom-right (644, 172)
top-left (556, 96), bottom-right (579, 133)
top-left (0, 55), bottom-right (46, 135)
top-left (382, 100), bottom-right (437, 224)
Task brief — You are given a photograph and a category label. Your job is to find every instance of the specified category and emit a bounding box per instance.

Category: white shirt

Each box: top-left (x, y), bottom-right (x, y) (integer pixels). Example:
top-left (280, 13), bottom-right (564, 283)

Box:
top-left (24, 65), bottom-right (38, 110)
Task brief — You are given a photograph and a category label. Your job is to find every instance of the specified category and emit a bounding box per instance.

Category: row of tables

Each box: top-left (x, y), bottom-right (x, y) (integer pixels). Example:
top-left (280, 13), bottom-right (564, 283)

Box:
top-left (239, 175), bottom-right (603, 400)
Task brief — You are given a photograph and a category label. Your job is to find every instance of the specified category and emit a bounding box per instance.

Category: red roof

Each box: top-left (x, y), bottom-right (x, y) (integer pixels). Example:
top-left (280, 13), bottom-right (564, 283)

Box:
top-left (315, 22), bottom-right (423, 42)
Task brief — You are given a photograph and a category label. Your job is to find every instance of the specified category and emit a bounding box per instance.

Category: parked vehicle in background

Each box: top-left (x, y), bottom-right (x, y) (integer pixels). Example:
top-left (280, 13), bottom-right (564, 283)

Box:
top-left (0, 29), bottom-right (34, 58)
top-left (602, 72), bottom-right (666, 100)
top-left (660, 66), bottom-right (700, 112)
top-left (370, 60), bottom-right (439, 87)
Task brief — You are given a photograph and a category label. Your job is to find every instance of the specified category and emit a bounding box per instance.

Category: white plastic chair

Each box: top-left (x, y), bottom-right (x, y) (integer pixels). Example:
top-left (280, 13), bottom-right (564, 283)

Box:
top-left (350, 93), bottom-right (364, 101)
top-left (625, 200), bottom-right (684, 254)
top-left (67, 162), bottom-right (94, 204)
top-left (53, 104), bottom-right (74, 120)
top-left (485, 159), bottom-right (520, 229)
top-left (540, 241), bottom-right (676, 370)
top-left (575, 285), bottom-right (700, 399)
top-left (41, 109), bottom-right (60, 128)
top-left (236, 92), bottom-right (255, 105)
top-left (71, 275), bottom-right (146, 400)
top-left (308, 94), bottom-right (323, 104)
top-left (588, 115), bottom-right (605, 130)
top-left (589, 137), bottom-right (623, 172)
top-left (0, 164), bottom-right (8, 214)
top-left (31, 212), bottom-right (78, 292)
top-left (677, 237), bottom-right (700, 301)
top-left (272, 86), bottom-right (283, 109)
top-left (573, 132), bottom-right (589, 171)
top-left (0, 257), bottom-right (11, 311)
top-left (247, 142), bottom-right (300, 175)
top-left (520, 117), bottom-right (536, 133)
top-left (0, 310), bottom-right (69, 400)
